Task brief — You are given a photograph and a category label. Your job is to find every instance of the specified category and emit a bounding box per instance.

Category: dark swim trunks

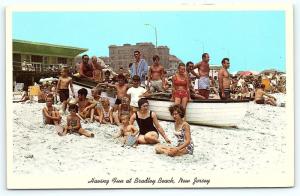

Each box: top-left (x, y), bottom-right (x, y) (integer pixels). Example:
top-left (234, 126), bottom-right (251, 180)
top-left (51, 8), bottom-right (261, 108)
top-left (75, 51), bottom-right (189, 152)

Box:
top-left (255, 99), bottom-right (265, 104)
top-left (58, 89), bottom-right (69, 102)
top-left (219, 88), bottom-right (231, 100)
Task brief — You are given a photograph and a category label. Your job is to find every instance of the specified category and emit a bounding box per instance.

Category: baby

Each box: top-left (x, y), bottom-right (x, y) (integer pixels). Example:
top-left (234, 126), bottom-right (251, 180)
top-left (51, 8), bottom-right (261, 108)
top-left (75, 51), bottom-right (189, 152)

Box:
top-left (115, 115), bottom-right (139, 147)
top-left (60, 104), bottom-right (94, 137)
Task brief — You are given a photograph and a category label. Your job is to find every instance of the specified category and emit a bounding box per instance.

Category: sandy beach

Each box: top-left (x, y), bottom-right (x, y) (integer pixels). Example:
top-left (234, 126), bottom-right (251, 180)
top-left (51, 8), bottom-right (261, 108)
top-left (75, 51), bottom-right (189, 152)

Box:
top-left (9, 91), bottom-right (289, 181)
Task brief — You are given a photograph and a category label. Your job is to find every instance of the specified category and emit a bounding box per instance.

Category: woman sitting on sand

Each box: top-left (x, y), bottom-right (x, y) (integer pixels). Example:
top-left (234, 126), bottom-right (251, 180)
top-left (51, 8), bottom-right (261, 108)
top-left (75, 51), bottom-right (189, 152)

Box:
top-left (155, 104), bottom-right (194, 156)
top-left (171, 63), bottom-right (191, 110)
top-left (129, 98), bottom-right (171, 144)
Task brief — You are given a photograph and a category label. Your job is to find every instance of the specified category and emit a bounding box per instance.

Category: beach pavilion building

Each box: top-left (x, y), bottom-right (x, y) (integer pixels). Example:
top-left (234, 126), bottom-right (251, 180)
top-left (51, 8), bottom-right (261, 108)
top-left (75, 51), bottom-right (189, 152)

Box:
top-left (12, 39), bottom-right (88, 87)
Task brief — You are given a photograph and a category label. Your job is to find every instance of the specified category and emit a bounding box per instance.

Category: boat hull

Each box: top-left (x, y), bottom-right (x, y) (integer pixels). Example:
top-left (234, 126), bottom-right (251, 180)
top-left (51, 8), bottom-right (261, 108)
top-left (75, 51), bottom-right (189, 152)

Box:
top-left (148, 98), bottom-right (249, 127)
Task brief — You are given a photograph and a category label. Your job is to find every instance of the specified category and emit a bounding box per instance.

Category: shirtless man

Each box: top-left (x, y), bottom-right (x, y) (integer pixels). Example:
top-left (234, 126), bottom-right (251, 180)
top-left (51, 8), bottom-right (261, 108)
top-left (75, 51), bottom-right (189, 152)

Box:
top-left (147, 55), bottom-right (166, 92)
top-left (106, 74), bottom-right (129, 109)
top-left (56, 67), bottom-right (75, 113)
top-left (191, 53), bottom-right (210, 99)
top-left (79, 54), bottom-right (93, 79)
top-left (254, 84), bottom-right (277, 106)
top-left (218, 58), bottom-right (231, 100)
top-left (91, 56), bottom-right (105, 82)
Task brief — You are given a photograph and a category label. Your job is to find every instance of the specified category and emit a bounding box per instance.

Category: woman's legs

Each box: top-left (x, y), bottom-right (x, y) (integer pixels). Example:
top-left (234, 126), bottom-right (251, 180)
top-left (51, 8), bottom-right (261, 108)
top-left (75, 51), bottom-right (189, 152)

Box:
top-left (174, 97), bottom-right (181, 105)
top-left (144, 131), bottom-right (159, 144)
top-left (181, 97), bottom-right (188, 110)
top-left (155, 144), bottom-right (171, 154)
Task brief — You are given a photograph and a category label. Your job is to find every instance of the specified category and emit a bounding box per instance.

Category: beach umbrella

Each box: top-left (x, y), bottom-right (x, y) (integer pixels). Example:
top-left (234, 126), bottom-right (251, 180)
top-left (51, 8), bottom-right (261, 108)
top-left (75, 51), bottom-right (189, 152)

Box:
top-left (239, 71), bottom-right (253, 76)
top-left (260, 69), bottom-right (280, 75)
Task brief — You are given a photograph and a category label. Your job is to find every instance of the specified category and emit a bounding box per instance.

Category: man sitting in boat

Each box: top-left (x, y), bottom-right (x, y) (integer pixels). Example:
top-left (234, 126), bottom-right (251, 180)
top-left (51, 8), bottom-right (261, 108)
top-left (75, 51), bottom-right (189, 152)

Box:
top-left (146, 55), bottom-right (166, 93)
top-left (218, 58), bottom-right (231, 100)
top-left (79, 54), bottom-right (93, 79)
top-left (254, 84), bottom-right (277, 106)
top-left (171, 63), bottom-right (191, 110)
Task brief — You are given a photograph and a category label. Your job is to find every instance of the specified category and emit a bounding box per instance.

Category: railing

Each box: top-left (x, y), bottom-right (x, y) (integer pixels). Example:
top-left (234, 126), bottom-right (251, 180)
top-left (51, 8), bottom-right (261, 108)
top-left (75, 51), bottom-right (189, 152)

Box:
top-left (13, 61), bottom-right (72, 73)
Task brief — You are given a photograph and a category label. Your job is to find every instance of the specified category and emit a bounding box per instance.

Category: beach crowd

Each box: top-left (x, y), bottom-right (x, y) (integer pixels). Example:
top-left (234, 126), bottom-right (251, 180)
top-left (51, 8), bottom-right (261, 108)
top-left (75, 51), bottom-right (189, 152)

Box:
top-left (14, 50), bottom-right (286, 157)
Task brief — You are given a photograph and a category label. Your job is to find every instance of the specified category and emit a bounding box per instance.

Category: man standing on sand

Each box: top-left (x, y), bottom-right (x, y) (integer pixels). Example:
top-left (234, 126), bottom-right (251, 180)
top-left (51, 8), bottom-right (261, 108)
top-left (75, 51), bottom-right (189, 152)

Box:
top-left (79, 54), bottom-right (93, 79)
top-left (129, 50), bottom-right (148, 85)
top-left (218, 58), bottom-right (231, 100)
top-left (191, 53), bottom-right (210, 99)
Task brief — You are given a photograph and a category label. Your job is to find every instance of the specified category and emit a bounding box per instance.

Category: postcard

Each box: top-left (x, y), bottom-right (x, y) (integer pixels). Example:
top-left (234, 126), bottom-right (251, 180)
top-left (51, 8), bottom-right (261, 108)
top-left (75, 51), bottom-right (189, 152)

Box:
top-left (6, 3), bottom-right (294, 189)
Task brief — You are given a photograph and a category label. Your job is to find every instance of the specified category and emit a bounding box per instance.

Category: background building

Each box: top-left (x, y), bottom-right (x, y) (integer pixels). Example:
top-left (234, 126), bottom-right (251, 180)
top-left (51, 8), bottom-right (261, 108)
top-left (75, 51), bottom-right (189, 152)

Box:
top-left (13, 39), bottom-right (87, 87)
top-left (109, 42), bottom-right (172, 71)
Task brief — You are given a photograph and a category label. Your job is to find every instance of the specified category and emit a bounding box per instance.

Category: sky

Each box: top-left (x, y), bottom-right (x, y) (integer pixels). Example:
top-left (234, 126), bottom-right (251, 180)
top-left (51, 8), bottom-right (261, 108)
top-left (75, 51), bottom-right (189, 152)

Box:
top-left (12, 11), bottom-right (285, 72)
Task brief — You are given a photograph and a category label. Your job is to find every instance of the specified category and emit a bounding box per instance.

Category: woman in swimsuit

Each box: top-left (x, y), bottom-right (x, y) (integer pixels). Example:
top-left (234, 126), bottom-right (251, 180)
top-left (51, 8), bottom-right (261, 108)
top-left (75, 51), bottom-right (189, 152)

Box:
top-left (171, 63), bottom-right (191, 110)
top-left (129, 98), bottom-right (171, 144)
top-left (155, 104), bottom-right (194, 156)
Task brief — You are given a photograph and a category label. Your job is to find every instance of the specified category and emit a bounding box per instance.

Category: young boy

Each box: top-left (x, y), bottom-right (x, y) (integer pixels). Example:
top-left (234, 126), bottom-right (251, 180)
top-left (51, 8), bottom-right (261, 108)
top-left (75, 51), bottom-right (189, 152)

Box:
top-left (56, 67), bottom-right (75, 113)
top-left (60, 104), bottom-right (94, 137)
top-left (72, 88), bottom-right (94, 120)
top-left (113, 97), bottom-right (130, 126)
top-left (106, 74), bottom-right (130, 110)
top-left (127, 75), bottom-right (149, 116)
top-left (114, 115), bottom-right (139, 147)
top-left (42, 94), bottom-right (63, 134)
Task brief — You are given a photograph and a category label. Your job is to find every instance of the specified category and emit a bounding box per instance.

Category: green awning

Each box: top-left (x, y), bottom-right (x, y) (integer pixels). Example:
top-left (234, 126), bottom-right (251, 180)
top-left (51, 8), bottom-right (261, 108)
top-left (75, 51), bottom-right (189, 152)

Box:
top-left (13, 39), bottom-right (88, 58)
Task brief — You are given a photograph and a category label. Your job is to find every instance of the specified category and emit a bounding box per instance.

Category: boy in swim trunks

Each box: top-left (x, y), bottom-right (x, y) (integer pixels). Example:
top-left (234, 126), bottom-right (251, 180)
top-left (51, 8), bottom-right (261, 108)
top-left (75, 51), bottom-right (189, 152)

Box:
top-left (56, 67), bottom-right (75, 114)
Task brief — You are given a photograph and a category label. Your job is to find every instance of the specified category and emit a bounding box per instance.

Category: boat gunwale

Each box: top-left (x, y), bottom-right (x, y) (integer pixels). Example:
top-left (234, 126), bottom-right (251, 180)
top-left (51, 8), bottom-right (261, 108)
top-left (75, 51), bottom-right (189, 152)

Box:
top-left (147, 97), bottom-right (250, 103)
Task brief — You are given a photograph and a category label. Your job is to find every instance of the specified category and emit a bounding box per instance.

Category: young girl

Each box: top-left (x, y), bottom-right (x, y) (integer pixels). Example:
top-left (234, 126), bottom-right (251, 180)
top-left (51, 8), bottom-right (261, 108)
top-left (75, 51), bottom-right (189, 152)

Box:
top-left (60, 104), bottom-right (94, 137)
top-left (114, 115), bottom-right (139, 147)
top-left (89, 88), bottom-right (102, 122)
top-left (99, 98), bottom-right (114, 124)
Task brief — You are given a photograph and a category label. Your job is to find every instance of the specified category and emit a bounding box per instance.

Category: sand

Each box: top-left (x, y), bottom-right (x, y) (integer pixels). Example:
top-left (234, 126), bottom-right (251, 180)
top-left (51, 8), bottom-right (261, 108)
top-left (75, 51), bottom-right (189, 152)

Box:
top-left (9, 92), bottom-right (289, 179)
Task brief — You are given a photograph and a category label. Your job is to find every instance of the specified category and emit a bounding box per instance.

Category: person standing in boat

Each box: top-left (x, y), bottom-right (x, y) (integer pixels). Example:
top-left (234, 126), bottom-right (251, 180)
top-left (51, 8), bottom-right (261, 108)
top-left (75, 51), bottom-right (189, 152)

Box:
top-left (171, 63), bottom-right (191, 110)
top-left (79, 54), bottom-right (93, 79)
top-left (218, 58), bottom-right (231, 100)
top-left (191, 53), bottom-right (210, 99)
top-left (155, 104), bottom-right (194, 156)
top-left (129, 50), bottom-right (148, 85)
top-left (146, 55), bottom-right (166, 92)
top-left (129, 98), bottom-right (171, 145)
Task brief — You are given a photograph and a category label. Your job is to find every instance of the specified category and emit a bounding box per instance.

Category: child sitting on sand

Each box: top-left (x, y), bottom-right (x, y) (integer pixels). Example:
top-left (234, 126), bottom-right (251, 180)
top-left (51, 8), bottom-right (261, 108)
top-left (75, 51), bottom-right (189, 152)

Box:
top-left (99, 98), bottom-right (114, 124)
top-left (89, 88), bottom-right (102, 123)
top-left (114, 115), bottom-right (139, 147)
top-left (42, 94), bottom-right (63, 134)
top-left (60, 104), bottom-right (94, 137)
top-left (113, 97), bottom-right (131, 126)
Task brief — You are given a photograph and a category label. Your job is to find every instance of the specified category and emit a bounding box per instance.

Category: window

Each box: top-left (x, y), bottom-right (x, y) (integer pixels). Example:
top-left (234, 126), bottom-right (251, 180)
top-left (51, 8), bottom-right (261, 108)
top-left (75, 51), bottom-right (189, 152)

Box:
top-left (57, 57), bottom-right (67, 64)
top-left (31, 55), bottom-right (43, 62)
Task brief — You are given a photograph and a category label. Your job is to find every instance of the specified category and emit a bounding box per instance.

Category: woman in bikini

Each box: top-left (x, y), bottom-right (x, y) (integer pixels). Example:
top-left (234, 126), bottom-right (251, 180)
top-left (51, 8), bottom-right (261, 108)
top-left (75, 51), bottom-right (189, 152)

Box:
top-left (155, 104), bottom-right (194, 156)
top-left (129, 98), bottom-right (170, 144)
top-left (171, 63), bottom-right (191, 110)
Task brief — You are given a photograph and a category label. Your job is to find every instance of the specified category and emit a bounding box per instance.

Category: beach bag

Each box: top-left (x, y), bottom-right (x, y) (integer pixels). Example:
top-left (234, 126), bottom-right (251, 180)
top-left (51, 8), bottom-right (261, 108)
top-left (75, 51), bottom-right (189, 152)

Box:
top-left (125, 135), bottom-right (137, 146)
